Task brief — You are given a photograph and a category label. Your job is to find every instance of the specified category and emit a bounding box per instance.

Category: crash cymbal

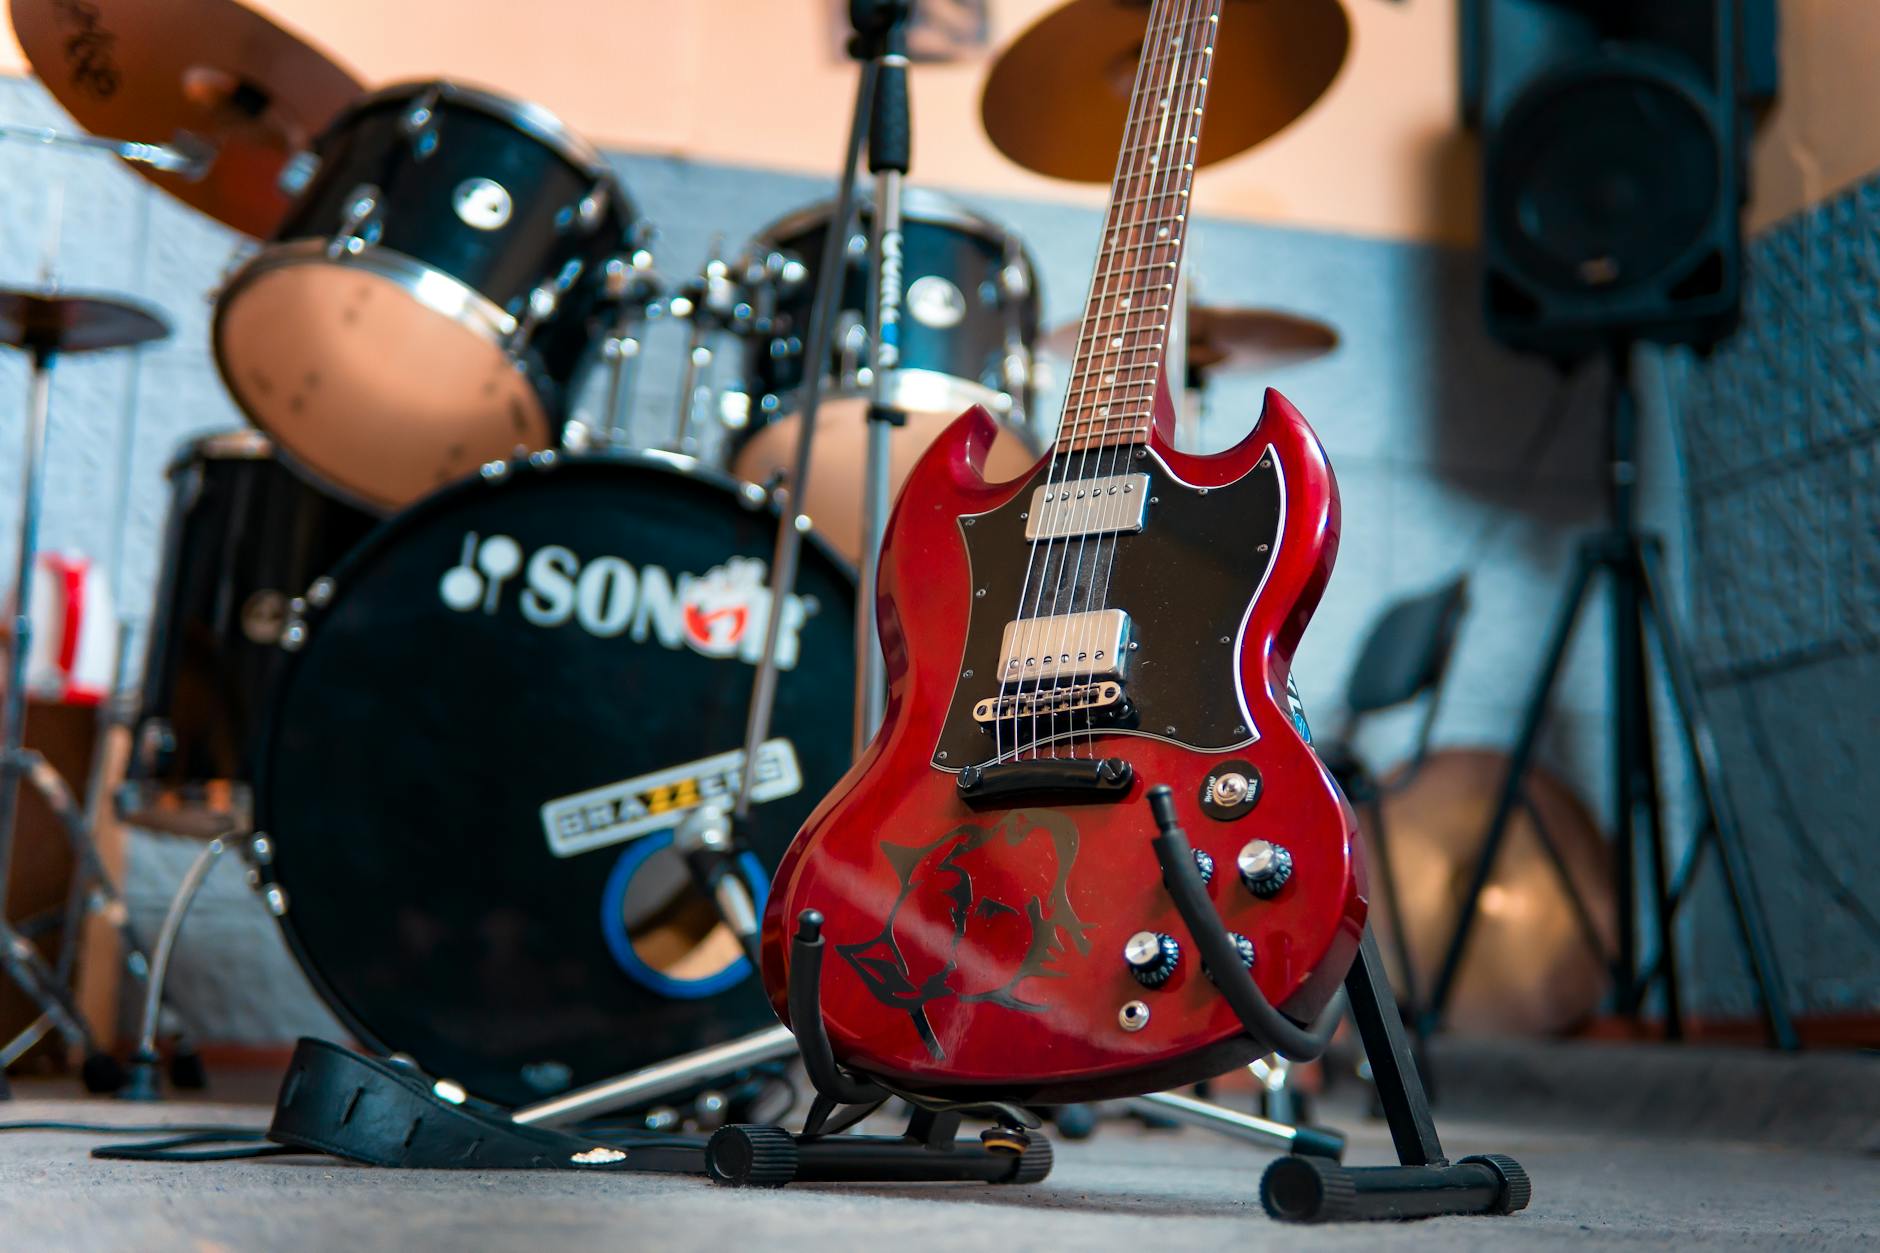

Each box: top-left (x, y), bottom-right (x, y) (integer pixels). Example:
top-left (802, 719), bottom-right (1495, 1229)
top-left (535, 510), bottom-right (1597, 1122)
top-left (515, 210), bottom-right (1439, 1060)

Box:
top-left (0, 290), bottom-right (170, 355)
top-left (10, 0), bottom-right (363, 237)
top-left (982, 0), bottom-right (1350, 183)
top-left (1043, 303), bottom-right (1339, 375)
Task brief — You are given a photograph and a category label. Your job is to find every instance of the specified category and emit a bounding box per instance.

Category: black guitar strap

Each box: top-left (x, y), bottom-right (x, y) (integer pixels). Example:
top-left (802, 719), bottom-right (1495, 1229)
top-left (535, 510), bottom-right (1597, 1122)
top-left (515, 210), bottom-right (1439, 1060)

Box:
top-left (93, 1037), bottom-right (709, 1173)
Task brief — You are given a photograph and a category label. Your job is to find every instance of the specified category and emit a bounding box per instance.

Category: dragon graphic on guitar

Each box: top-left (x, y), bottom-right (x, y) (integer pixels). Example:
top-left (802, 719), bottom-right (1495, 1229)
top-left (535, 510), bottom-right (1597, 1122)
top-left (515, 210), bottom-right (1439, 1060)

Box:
top-left (761, 0), bottom-right (1367, 1103)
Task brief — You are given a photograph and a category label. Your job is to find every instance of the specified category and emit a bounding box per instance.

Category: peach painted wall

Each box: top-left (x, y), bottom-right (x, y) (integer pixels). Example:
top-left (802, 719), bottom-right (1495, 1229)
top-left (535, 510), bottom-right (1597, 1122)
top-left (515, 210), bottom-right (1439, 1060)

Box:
top-left (2, 0), bottom-right (1472, 242)
top-left (1, 0), bottom-right (1872, 241)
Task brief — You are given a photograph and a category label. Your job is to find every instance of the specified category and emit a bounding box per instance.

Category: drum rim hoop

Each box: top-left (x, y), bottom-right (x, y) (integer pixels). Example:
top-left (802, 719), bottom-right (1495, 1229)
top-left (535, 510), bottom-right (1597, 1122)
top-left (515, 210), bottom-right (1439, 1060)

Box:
top-left (335, 79), bottom-right (618, 185)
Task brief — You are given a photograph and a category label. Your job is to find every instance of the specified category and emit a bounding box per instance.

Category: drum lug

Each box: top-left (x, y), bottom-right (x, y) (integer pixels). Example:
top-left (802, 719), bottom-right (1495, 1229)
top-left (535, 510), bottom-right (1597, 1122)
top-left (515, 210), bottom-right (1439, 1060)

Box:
top-left (508, 259), bottom-right (585, 352)
top-left (575, 181), bottom-right (609, 233)
top-left (327, 183), bottom-right (382, 260)
top-left (276, 150), bottom-right (322, 199)
top-left (399, 86), bottom-right (444, 159)
top-left (248, 833), bottom-right (274, 867)
top-left (305, 576), bottom-right (336, 609)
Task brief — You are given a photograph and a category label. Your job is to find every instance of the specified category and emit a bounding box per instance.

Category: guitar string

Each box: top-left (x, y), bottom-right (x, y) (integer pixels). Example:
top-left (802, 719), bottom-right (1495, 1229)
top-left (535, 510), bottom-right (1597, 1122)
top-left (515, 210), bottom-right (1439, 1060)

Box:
top-left (1080, 1), bottom-right (1222, 761)
top-left (1005, 0), bottom-right (1184, 763)
top-left (1042, 0), bottom-right (1202, 761)
top-left (1058, 0), bottom-right (1216, 762)
top-left (1039, 0), bottom-right (1195, 760)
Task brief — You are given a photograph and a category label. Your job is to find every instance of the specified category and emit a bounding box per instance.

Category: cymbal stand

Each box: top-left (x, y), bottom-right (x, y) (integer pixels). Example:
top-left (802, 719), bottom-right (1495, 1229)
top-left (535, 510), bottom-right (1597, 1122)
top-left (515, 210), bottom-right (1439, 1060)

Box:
top-left (0, 347), bottom-right (104, 1080)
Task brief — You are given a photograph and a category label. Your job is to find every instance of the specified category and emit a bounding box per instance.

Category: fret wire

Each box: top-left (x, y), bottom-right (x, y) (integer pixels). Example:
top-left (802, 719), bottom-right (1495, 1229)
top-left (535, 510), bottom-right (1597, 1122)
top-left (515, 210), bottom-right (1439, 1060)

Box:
top-left (1056, 0), bottom-right (1222, 454)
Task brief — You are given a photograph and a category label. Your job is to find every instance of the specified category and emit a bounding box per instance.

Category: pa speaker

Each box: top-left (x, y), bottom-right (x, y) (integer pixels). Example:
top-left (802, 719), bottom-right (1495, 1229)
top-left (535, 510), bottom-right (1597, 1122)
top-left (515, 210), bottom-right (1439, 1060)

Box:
top-left (1461, 1), bottom-right (1778, 357)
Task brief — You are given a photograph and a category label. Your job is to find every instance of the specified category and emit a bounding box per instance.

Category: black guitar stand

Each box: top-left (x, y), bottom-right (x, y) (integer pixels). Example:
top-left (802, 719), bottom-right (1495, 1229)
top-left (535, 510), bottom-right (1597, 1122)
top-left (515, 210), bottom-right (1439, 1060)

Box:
top-left (706, 909), bottom-right (1054, 1189)
top-left (1145, 787), bottom-right (1530, 1222)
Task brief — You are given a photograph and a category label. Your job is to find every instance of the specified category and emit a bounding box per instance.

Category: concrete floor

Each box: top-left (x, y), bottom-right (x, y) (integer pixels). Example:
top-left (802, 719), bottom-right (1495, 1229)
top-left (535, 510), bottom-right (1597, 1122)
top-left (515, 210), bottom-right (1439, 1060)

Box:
top-left (1, 1087), bottom-right (1874, 1251)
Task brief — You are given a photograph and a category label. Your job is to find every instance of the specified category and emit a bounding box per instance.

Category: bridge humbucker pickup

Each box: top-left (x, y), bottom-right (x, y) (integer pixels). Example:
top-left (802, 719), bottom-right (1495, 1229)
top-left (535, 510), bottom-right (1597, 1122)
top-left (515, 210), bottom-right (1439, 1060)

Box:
top-left (997, 609), bottom-right (1131, 684)
top-left (1023, 473), bottom-right (1151, 541)
top-left (972, 680), bottom-right (1124, 724)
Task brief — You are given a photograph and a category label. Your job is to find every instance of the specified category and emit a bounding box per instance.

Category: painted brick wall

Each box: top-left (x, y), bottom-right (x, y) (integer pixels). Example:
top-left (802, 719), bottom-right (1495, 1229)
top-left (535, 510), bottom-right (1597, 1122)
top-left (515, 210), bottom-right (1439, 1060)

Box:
top-left (1666, 175), bottom-right (1880, 1019)
top-left (0, 74), bottom-right (1720, 1042)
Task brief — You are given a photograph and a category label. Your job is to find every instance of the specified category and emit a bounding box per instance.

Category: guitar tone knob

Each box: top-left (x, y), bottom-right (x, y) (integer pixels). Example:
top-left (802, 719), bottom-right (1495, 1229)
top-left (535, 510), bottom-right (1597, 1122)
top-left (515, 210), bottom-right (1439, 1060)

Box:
top-left (1192, 847), bottom-right (1216, 886)
top-left (1237, 839), bottom-right (1294, 899)
top-left (1124, 930), bottom-right (1181, 988)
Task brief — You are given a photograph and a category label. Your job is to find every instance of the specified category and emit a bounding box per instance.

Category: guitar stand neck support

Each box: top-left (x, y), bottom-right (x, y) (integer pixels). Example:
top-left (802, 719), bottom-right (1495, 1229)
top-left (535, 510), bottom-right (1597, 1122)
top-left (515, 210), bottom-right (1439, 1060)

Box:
top-left (705, 908), bottom-right (1054, 1189)
top-left (1143, 785), bottom-right (1532, 1223)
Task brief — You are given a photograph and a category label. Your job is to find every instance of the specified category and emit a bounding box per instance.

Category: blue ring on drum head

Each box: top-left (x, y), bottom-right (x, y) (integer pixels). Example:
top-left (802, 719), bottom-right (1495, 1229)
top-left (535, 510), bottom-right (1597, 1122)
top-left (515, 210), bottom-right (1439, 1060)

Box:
top-left (599, 830), bottom-right (769, 999)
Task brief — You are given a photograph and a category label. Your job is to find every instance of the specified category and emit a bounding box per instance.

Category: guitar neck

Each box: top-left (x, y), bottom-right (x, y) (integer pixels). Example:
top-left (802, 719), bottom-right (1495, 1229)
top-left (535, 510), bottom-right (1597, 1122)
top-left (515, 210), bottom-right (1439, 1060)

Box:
top-left (1057, 0), bottom-right (1226, 457)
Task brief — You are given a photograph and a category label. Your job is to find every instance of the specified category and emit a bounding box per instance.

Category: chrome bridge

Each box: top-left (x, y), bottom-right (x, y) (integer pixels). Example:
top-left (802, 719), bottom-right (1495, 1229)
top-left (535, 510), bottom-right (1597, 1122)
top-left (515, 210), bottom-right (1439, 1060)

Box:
top-left (1023, 473), bottom-right (1150, 541)
top-left (997, 609), bottom-right (1131, 684)
top-left (972, 680), bottom-right (1125, 725)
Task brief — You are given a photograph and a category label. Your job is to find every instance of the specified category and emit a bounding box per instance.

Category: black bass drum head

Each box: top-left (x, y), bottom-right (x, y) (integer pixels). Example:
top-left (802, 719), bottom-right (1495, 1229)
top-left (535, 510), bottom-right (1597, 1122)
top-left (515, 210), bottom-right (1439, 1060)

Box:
top-left (255, 451), bottom-right (855, 1106)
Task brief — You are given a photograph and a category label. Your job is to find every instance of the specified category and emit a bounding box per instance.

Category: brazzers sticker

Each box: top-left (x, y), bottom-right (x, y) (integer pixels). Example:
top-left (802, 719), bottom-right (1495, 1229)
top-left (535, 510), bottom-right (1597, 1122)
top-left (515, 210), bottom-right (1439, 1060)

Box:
top-left (541, 739), bottom-right (804, 858)
top-left (439, 536), bottom-right (815, 667)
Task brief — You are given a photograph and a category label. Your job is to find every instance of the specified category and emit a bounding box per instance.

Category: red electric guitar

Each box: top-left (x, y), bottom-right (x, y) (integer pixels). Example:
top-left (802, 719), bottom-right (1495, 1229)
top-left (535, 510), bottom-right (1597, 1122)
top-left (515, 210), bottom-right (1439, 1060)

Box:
top-left (761, 0), bottom-right (1366, 1103)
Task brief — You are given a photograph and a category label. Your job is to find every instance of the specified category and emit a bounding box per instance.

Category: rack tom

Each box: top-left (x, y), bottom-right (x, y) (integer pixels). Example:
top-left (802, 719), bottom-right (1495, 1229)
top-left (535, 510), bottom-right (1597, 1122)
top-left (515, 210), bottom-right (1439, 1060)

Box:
top-left (213, 81), bottom-right (636, 511)
top-left (730, 191), bottom-right (1042, 561)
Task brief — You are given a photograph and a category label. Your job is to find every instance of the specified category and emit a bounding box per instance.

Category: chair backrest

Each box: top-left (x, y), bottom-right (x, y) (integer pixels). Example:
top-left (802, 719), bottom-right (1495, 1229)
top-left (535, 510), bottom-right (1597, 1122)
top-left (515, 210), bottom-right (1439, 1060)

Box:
top-left (1344, 577), bottom-right (1471, 717)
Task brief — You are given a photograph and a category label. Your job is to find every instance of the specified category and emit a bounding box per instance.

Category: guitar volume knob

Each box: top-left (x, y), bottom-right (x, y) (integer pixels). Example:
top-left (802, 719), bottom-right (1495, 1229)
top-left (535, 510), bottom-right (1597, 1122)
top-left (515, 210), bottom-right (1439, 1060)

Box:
top-left (1237, 839), bottom-right (1294, 898)
top-left (1123, 930), bottom-right (1181, 988)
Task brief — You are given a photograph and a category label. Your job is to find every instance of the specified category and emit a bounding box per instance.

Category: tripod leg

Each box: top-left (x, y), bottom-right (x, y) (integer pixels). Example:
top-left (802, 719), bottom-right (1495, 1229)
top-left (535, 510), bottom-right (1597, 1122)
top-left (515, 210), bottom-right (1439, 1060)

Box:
top-left (1517, 791), bottom-right (1612, 969)
top-left (1347, 928), bottom-right (1442, 1167)
top-left (1637, 542), bottom-right (1798, 1050)
top-left (1423, 543), bottom-right (1598, 1033)
top-left (1613, 557), bottom-right (1680, 1032)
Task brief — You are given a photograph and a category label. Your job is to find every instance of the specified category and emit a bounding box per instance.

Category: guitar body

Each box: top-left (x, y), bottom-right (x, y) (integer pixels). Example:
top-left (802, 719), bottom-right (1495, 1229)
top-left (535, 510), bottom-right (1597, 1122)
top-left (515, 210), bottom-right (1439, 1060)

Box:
top-left (761, 385), bottom-right (1366, 1103)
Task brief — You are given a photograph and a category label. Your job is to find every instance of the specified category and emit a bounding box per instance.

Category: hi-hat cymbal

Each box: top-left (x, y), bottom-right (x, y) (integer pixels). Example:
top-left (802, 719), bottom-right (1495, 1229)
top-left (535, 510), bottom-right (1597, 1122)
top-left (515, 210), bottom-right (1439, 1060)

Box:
top-left (0, 290), bottom-right (170, 355)
top-left (10, 0), bottom-right (363, 237)
top-left (982, 0), bottom-right (1350, 184)
top-left (1044, 303), bottom-right (1339, 375)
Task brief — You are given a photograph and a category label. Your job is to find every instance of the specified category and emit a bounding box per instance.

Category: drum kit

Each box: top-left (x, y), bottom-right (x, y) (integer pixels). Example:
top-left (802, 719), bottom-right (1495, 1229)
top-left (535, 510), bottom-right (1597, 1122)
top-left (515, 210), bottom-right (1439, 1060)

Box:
top-left (0, 0), bottom-right (1345, 1117)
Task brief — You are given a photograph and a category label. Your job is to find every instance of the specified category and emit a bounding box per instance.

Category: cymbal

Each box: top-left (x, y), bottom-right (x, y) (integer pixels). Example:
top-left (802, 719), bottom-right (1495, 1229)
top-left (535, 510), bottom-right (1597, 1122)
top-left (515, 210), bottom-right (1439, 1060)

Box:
top-left (982, 0), bottom-right (1350, 183)
top-left (10, 0), bottom-right (363, 237)
top-left (1365, 749), bottom-right (1616, 1037)
top-left (1043, 303), bottom-right (1339, 375)
top-left (0, 290), bottom-right (170, 355)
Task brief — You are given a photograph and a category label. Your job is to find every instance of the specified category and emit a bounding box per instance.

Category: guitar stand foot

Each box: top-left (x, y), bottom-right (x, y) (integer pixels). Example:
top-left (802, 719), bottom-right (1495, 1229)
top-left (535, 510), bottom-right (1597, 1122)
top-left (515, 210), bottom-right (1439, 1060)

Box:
top-left (1261, 1152), bottom-right (1531, 1223)
top-left (1146, 785), bottom-right (1532, 1223)
top-left (707, 1118), bottom-right (1053, 1189)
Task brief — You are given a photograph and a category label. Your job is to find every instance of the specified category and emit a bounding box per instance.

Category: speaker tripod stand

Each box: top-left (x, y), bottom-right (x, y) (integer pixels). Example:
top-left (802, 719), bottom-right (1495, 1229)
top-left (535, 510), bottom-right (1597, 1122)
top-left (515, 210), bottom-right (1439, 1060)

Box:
top-left (1421, 346), bottom-right (1798, 1049)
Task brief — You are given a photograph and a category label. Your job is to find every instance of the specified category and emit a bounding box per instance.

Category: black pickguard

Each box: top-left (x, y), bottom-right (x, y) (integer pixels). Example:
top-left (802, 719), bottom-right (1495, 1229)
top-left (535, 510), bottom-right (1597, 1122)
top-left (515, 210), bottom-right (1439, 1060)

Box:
top-left (934, 448), bottom-right (1283, 769)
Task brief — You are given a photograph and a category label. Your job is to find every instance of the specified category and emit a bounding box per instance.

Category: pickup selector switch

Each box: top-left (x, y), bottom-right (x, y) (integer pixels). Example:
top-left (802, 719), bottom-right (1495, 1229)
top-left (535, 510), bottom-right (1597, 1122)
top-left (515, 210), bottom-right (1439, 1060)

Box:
top-left (1123, 930), bottom-right (1181, 988)
top-left (1237, 839), bottom-right (1293, 898)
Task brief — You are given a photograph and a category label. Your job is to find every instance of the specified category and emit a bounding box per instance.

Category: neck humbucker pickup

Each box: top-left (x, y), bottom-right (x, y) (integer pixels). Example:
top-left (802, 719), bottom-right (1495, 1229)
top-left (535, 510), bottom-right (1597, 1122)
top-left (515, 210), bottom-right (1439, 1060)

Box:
top-left (1023, 473), bottom-right (1151, 541)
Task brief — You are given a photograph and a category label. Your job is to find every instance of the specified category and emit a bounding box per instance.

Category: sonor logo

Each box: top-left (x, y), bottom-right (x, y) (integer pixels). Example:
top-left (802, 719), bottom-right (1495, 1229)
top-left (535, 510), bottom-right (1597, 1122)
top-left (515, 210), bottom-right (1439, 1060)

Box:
top-left (438, 535), bottom-right (814, 668)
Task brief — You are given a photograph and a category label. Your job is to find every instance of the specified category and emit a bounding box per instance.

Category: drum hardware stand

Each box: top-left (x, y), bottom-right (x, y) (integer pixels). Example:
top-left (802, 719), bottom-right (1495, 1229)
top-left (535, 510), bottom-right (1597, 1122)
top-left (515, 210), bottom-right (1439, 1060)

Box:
top-left (1138, 787), bottom-right (1531, 1221)
top-left (0, 124), bottom-right (212, 179)
top-left (121, 836), bottom-right (229, 1101)
top-left (1420, 345), bottom-right (1799, 1050)
top-left (588, 243), bottom-right (663, 452)
top-left (669, 239), bottom-right (743, 457)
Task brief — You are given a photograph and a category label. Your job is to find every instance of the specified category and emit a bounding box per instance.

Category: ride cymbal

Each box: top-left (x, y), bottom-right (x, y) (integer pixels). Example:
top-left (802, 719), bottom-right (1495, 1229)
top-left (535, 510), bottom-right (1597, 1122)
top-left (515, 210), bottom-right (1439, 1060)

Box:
top-left (0, 290), bottom-right (170, 355)
top-left (982, 0), bottom-right (1350, 183)
top-left (10, 0), bottom-right (362, 237)
top-left (1044, 303), bottom-right (1339, 375)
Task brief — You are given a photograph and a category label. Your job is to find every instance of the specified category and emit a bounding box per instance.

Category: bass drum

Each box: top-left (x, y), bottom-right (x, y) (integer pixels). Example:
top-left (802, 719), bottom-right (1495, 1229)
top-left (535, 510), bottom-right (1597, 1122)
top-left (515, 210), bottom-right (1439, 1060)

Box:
top-left (253, 452), bottom-right (855, 1106)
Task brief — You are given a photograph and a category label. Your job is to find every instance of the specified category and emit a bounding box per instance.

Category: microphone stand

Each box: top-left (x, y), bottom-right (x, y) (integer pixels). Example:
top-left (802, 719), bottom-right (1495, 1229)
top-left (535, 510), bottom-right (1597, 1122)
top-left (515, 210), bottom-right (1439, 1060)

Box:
top-left (854, 4), bottom-right (911, 752)
top-left (711, 0), bottom-right (912, 961)
top-left (522, 3), bottom-right (917, 1130)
